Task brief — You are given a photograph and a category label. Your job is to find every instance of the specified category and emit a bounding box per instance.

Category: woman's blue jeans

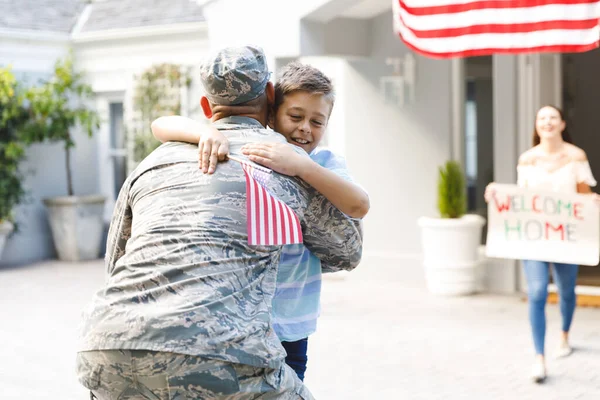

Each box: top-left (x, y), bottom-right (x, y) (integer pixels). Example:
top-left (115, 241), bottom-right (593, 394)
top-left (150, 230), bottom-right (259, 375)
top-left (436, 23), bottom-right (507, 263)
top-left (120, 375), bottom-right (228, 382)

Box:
top-left (522, 260), bottom-right (579, 356)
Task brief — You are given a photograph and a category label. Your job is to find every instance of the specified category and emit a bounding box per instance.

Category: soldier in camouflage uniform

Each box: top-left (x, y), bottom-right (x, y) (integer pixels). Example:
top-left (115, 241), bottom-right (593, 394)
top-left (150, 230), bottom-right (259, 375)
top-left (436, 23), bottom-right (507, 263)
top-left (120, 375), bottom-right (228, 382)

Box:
top-left (76, 45), bottom-right (363, 399)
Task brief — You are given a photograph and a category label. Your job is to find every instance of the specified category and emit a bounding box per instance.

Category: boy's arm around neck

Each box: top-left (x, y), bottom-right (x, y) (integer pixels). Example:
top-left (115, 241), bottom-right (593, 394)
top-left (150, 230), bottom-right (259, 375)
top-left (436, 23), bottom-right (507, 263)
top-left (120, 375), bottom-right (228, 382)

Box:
top-left (298, 161), bottom-right (370, 218)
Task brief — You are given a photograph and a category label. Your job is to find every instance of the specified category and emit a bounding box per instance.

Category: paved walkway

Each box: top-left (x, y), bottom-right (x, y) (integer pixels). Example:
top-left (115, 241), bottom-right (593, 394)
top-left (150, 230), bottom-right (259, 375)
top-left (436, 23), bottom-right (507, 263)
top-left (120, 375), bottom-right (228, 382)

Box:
top-left (0, 259), bottom-right (599, 399)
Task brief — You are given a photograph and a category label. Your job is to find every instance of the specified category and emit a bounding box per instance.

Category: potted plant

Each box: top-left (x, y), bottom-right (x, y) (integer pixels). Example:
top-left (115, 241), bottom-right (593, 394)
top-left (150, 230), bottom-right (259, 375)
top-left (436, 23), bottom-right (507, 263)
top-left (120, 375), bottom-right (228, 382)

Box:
top-left (0, 67), bottom-right (29, 259)
top-left (418, 161), bottom-right (485, 295)
top-left (23, 54), bottom-right (104, 261)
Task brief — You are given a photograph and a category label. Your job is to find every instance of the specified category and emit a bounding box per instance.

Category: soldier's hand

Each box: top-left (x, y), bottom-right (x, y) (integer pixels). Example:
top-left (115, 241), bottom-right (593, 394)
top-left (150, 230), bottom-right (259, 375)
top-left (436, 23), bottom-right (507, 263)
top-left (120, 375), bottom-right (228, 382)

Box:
top-left (198, 127), bottom-right (229, 174)
top-left (241, 143), bottom-right (308, 177)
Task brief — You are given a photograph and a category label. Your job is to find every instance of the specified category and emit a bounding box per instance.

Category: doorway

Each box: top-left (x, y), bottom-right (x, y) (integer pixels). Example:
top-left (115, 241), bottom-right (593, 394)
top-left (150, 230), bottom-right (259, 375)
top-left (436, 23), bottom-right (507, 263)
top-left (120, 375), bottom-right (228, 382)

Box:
top-left (465, 56), bottom-right (494, 243)
top-left (562, 48), bottom-right (600, 287)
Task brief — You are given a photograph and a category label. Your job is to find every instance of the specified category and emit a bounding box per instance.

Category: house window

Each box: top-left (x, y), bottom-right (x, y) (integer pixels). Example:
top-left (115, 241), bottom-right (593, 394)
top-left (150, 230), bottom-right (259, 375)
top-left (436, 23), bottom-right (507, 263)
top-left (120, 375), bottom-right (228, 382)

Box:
top-left (465, 86), bottom-right (478, 182)
top-left (464, 57), bottom-right (494, 244)
top-left (465, 57), bottom-right (494, 215)
top-left (465, 80), bottom-right (478, 211)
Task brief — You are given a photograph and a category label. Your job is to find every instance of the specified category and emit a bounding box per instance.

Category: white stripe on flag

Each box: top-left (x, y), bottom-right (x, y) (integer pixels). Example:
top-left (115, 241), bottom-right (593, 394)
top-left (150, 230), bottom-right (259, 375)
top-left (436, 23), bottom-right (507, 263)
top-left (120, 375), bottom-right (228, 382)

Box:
top-left (247, 166), bottom-right (257, 245)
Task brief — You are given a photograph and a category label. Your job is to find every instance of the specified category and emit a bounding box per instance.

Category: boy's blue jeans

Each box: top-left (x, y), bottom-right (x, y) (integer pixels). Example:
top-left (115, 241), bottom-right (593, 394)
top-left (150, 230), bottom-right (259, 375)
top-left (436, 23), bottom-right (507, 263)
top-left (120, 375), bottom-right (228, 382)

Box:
top-left (281, 338), bottom-right (309, 381)
top-left (522, 260), bottom-right (579, 355)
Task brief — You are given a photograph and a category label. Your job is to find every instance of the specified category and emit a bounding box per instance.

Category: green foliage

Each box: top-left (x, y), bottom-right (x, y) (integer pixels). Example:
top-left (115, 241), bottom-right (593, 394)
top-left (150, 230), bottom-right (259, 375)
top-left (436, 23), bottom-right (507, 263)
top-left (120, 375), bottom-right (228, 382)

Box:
top-left (22, 53), bottom-right (100, 196)
top-left (437, 160), bottom-right (467, 219)
top-left (0, 67), bottom-right (29, 224)
top-left (0, 53), bottom-right (101, 226)
top-left (131, 64), bottom-right (189, 163)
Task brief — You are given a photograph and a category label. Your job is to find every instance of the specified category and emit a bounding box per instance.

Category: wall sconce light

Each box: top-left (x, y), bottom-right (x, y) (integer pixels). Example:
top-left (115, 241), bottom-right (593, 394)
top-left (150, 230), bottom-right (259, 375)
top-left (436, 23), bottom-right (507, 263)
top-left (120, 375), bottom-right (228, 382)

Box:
top-left (380, 53), bottom-right (416, 107)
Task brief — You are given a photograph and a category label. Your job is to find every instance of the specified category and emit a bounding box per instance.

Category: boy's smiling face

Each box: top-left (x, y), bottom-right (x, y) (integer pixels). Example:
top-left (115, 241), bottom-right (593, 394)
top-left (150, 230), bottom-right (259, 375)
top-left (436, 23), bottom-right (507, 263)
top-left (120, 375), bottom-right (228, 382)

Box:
top-left (273, 91), bottom-right (332, 154)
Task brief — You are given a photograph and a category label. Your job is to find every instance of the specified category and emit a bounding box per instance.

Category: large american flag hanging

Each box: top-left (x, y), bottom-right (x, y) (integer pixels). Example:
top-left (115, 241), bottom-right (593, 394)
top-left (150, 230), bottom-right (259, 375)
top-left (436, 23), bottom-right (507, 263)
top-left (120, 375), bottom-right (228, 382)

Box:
top-left (393, 0), bottom-right (600, 58)
top-left (232, 156), bottom-right (303, 246)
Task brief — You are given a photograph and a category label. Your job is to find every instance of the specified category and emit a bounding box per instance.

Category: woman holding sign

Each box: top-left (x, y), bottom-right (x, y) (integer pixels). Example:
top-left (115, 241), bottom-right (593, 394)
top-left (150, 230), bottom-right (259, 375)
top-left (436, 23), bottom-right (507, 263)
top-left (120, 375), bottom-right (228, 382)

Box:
top-left (485, 105), bottom-right (598, 384)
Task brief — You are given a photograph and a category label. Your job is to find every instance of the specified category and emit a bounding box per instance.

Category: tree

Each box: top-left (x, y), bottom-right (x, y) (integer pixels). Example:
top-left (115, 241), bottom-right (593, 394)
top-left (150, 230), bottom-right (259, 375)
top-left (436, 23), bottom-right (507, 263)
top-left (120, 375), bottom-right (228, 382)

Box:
top-left (23, 53), bottom-right (100, 196)
top-left (0, 67), bottom-right (29, 224)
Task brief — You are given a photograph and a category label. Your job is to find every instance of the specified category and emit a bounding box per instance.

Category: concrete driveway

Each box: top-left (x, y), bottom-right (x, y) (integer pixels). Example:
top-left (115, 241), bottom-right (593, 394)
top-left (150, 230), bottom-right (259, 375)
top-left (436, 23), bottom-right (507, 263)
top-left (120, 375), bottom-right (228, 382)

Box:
top-left (1, 259), bottom-right (599, 399)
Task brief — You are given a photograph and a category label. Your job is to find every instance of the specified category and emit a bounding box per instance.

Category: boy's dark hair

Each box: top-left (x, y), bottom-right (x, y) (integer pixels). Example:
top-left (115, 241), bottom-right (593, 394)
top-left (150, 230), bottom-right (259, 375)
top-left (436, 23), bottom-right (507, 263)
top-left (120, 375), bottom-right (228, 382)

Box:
top-left (274, 61), bottom-right (335, 114)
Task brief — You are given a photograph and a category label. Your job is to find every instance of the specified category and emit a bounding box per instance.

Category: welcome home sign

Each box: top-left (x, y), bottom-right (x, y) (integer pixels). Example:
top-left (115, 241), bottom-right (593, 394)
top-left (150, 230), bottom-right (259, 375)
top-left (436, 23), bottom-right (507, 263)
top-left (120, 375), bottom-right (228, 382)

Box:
top-left (485, 184), bottom-right (599, 266)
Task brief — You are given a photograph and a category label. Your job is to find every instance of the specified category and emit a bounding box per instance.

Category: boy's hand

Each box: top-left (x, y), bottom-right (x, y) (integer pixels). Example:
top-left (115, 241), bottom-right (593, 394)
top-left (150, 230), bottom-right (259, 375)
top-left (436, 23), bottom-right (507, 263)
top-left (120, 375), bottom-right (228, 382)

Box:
top-left (241, 143), bottom-right (309, 177)
top-left (199, 127), bottom-right (229, 174)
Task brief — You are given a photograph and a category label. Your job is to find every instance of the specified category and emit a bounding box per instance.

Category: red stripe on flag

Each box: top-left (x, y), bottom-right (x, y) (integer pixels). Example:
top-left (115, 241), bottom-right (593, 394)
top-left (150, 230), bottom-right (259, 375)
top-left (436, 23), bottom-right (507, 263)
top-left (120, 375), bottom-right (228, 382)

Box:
top-left (401, 18), bottom-right (600, 39)
top-left (399, 0), bottom-right (600, 16)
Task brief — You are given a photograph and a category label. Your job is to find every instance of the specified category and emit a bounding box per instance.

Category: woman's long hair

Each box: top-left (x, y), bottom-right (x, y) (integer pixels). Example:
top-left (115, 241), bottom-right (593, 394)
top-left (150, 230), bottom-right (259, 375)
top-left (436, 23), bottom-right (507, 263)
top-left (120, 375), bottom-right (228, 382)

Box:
top-left (532, 105), bottom-right (573, 147)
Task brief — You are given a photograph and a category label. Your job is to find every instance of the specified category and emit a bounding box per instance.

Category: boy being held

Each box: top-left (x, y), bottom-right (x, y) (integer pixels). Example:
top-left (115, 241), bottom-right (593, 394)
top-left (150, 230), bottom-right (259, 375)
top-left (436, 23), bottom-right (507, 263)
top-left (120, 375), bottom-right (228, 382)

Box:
top-left (152, 61), bottom-right (369, 380)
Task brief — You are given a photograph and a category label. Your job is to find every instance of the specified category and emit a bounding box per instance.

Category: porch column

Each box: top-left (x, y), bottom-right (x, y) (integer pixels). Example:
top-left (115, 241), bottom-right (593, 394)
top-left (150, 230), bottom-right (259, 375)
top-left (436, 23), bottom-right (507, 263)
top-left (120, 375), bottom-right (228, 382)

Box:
top-left (489, 55), bottom-right (520, 293)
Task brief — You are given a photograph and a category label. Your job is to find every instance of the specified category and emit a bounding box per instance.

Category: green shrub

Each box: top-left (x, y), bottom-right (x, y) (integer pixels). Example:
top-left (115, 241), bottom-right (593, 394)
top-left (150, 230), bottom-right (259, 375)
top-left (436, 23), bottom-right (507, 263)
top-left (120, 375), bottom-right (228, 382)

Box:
top-left (438, 161), bottom-right (467, 219)
top-left (0, 67), bottom-right (29, 224)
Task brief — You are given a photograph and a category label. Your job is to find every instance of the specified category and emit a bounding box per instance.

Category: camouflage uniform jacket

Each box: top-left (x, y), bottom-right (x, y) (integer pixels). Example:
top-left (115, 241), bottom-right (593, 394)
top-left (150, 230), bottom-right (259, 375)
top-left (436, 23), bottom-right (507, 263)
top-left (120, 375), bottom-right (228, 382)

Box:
top-left (78, 117), bottom-right (363, 369)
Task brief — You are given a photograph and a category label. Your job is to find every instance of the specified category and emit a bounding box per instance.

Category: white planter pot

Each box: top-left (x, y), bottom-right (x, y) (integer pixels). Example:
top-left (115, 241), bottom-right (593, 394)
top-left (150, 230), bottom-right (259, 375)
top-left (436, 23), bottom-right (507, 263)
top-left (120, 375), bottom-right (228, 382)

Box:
top-left (43, 195), bottom-right (106, 262)
top-left (0, 221), bottom-right (14, 259)
top-left (418, 214), bottom-right (485, 296)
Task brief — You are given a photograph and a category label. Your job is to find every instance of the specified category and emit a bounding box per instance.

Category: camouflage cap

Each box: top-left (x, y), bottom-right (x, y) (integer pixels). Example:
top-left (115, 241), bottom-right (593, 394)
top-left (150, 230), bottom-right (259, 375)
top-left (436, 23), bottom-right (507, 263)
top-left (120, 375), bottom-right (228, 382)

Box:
top-left (199, 45), bottom-right (270, 106)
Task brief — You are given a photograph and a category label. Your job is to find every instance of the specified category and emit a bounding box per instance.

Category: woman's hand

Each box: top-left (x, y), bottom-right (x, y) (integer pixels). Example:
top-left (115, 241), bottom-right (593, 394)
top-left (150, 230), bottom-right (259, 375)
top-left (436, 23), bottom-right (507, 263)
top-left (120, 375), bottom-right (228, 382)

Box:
top-left (240, 143), bottom-right (310, 177)
top-left (484, 183), bottom-right (497, 203)
top-left (199, 128), bottom-right (229, 174)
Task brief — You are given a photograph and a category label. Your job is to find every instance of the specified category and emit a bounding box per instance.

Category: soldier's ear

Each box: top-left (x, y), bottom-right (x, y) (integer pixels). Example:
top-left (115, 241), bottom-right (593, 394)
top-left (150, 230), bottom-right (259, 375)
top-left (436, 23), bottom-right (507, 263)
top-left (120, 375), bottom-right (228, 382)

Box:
top-left (265, 82), bottom-right (275, 107)
top-left (267, 110), bottom-right (275, 129)
top-left (200, 97), bottom-right (212, 119)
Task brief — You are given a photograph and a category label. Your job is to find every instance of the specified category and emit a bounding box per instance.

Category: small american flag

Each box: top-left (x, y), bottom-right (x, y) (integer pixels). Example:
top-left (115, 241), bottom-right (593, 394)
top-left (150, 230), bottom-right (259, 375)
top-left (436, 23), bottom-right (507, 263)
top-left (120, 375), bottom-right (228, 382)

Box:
top-left (230, 156), bottom-right (303, 246)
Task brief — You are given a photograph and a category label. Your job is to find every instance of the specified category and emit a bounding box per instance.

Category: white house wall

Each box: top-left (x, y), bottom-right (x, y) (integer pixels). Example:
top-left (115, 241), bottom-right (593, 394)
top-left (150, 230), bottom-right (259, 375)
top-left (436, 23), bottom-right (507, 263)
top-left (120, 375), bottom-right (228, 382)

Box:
top-left (0, 34), bottom-right (70, 75)
top-left (345, 12), bottom-right (453, 267)
top-left (202, 0), bottom-right (380, 59)
top-left (300, 18), bottom-right (371, 58)
top-left (201, 0), bottom-right (362, 60)
top-left (72, 31), bottom-right (209, 94)
top-left (203, 0), bottom-right (302, 59)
